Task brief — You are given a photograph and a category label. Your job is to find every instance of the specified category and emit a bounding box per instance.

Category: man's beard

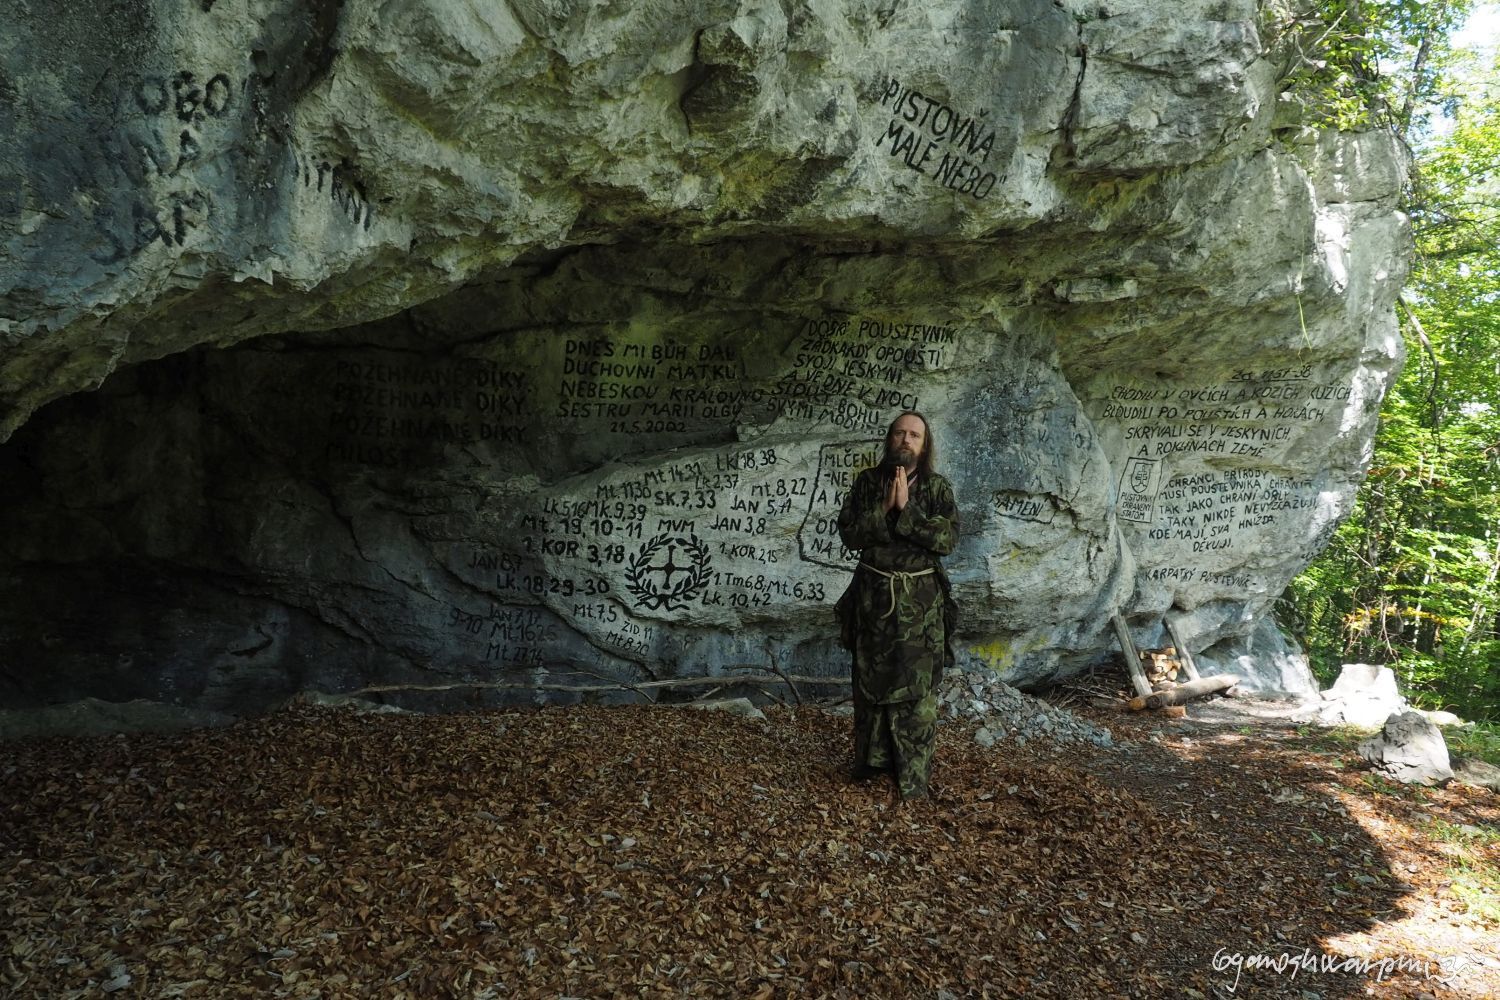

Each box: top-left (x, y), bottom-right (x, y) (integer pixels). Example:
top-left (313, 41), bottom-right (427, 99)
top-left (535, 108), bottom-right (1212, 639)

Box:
top-left (885, 446), bottom-right (918, 470)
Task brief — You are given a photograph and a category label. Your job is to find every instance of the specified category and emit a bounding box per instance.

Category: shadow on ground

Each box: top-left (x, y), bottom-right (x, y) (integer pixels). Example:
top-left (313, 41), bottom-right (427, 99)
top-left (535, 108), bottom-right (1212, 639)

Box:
top-left (2, 701), bottom-right (1496, 998)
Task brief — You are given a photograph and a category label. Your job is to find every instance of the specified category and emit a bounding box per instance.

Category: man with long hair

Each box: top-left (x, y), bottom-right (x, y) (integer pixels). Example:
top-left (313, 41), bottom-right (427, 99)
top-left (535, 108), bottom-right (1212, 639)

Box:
top-left (834, 411), bottom-right (959, 799)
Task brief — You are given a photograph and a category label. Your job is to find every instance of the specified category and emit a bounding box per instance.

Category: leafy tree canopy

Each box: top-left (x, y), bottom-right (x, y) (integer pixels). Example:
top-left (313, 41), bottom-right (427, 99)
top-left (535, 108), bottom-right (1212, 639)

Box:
top-left (1280, 3), bottom-right (1500, 719)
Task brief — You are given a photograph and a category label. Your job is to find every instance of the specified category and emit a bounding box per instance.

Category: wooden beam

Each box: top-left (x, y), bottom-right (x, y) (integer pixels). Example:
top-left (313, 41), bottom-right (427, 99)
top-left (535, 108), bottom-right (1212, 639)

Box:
top-left (1112, 613), bottom-right (1154, 699)
top-left (1163, 615), bottom-right (1202, 682)
top-left (346, 674), bottom-right (851, 697)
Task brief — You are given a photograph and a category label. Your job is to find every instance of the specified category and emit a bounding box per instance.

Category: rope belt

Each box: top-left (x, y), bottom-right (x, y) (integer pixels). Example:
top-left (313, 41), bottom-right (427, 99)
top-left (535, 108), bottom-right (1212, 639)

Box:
top-left (858, 563), bottom-right (936, 620)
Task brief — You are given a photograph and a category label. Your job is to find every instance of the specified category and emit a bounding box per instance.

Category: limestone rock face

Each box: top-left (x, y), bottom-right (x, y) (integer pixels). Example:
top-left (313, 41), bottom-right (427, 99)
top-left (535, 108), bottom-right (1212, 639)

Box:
top-left (0, 698), bottom-right (235, 742)
top-left (0, 1), bottom-right (1408, 712)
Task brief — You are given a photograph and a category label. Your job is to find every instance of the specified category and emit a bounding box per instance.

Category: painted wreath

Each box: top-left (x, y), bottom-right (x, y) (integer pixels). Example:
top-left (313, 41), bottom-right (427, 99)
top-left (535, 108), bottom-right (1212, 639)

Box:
top-left (624, 533), bottom-right (712, 611)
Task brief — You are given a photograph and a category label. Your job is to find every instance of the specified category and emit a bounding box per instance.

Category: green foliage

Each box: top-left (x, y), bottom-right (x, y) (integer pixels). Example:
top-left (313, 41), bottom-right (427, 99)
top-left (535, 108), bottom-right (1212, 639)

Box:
top-left (1302, 725), bottom-right (1381, 753)
top-left (1270, 0), bottom-right (1476, 136)
top-left (1447, 720), bottom-right (1500, 767)
top-left (1356, 770), bottom-right (1435, 800)
top-left (1281, 13), bottom-right (1500, 720)
top-left (1428, 818), bottom-right (1500, 921)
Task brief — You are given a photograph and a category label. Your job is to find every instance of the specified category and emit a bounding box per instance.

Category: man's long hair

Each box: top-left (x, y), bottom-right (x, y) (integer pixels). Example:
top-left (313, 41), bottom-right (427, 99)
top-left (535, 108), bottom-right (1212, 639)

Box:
top-left (881, 410), bottom-right (937, 479)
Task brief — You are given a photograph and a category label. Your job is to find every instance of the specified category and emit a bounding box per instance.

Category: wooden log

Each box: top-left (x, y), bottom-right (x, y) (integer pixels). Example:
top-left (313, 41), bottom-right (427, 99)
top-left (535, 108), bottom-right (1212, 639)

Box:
top-left (1112, 613), bottom-right (1154, 699)
top-left (347, 672), bottom-right (851, 699)
top-left (1128, 673), bottom-right (1238, 711)
top-left (1163, 616), bottom-right (1202, 682)
top-left (351, 675), bottom-right (853, 693)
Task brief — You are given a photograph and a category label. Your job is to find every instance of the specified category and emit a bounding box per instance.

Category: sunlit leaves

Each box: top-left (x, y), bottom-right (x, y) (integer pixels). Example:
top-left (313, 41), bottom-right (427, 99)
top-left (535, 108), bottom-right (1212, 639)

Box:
top-left (1271, 0), bottom-right (1477, 134)
top-left (1285, 35), bottom-right (1500, 719)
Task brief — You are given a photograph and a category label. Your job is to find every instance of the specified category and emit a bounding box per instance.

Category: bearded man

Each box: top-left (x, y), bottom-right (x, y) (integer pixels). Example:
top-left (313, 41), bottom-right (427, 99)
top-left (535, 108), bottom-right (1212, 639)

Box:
top-left (834, 411), bottom-right (959, 800)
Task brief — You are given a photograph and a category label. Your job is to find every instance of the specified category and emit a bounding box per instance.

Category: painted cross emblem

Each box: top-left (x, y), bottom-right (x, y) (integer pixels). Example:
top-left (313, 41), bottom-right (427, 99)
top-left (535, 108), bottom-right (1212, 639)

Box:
top-left (625, 534), bottom-right (711, 611)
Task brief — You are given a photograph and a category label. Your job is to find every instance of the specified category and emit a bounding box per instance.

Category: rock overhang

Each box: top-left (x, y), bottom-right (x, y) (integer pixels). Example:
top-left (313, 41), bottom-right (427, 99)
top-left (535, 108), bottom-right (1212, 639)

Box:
top-left (0, 0), bottom-right (1409, 710)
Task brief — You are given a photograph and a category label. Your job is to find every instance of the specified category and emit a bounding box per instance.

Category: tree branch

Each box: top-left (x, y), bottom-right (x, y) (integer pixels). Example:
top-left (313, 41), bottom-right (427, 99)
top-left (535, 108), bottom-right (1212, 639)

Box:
top-left (1397, 295), bottom-right (1442, 431)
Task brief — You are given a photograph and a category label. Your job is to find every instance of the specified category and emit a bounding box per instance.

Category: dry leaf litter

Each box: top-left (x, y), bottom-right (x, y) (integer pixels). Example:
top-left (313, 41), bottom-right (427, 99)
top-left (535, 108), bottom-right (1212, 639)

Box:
top-left (3, 678), bottom-right (1497, 999)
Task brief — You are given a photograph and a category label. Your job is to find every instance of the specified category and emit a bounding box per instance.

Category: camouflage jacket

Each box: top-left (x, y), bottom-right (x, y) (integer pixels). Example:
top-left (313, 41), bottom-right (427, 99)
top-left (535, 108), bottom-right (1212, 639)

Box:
top-left (833, 467), bottom-right (960, 685)
top-left (836, 467), bottom-right (958, 572)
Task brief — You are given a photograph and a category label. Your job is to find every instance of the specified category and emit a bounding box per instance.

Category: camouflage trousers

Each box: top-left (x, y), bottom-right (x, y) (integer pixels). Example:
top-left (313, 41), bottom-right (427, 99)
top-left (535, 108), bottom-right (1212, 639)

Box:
top-left (850, 684), bottom-right (938, 799)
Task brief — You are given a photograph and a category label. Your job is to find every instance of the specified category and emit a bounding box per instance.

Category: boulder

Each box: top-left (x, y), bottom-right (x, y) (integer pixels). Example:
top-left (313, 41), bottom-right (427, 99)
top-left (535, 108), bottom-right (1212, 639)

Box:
top-left (1453, 757), bottom-right (1500, 794)
top-left (291, 691), bottom-right (410, 715)
top-left (1358, 711), bottom-right (1454, 786)
top-left (687, 697), bottom-right (767, 722)
top-left (1420, 709), bottom-right (1465, 728)
top-left (1328, 663), bottom-right (1403, 701)
top-left (0, 1), bottom-right (1406, 715)
top-left (1316, 664), bottom-right (1409, 728)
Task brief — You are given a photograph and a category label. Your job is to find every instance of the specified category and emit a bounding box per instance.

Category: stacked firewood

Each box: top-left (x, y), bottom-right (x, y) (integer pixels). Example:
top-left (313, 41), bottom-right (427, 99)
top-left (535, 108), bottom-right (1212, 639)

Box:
top-left (1141, 647), bottom-right (1183, 688)
top-left (1128, 646), bottom-right (1237, 711)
